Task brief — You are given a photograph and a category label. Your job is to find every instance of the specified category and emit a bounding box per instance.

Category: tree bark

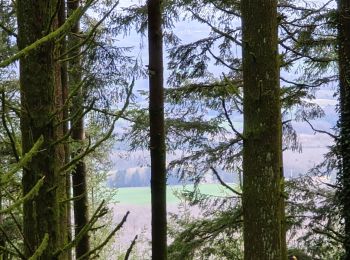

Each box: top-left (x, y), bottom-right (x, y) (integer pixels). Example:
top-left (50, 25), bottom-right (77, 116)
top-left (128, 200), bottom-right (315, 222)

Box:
top-left (241, 0), bottom-right (285, 259)
top-left (337, 0), bottom-right (350, 258)
top-left (59, 0), bottom-right (72, 259)
top-left (18, 0), bottom-right (66, 258)
top-left (0, 194), bottom-right (6, 260)
top-left (68, 0), bottom-right (90, 257)
top-left (147, 0), bottom-right (167, 259)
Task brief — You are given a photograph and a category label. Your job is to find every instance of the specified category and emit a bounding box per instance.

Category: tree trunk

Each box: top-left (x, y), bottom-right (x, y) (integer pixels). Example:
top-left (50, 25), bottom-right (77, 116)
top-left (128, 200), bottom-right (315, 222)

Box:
top-left (337, 0), bottom-right (350, 258)
top-left (0, 194), bottom-right (6, 260)
top-left (18, 0), bottom-right (66, 258)
top-left (147, 0), bottom-right (167, 259)
top-left (59, 0), bottom-right (72, 259)
top-left (68, 0), bottom-right (90, 257)
top-left (241, 0), bottom-right (285, 259)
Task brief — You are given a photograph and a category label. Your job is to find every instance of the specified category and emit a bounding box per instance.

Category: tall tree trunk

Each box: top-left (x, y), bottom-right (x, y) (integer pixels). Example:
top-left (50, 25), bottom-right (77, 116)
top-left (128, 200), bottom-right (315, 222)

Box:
top-left (68, 0), bottom-right (90, 257)
top-left (147, 0), bottom-right (167, 259)
top-left (337, 0), bottom-right (350, 258)
top-left (280, 166), bottom-right (287, 259)
top-left (59, 0), bottom-right (72, 259)
top-left (18, 0), bottom-right (66, 258)
top-left (241, 0), bottom-right (285, 259)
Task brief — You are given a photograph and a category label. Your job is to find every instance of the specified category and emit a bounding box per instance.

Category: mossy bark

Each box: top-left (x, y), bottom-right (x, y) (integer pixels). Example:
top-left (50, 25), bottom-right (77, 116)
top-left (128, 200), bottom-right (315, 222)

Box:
top-left (337, 0), bottom-right (350, 258)
top-left (147, 0), bottom-right (167, 259)
top-left (241, 0), bottom-right (286, 259)
top-left (68, 0), bottom-right (90, 257)
top-left (18, 0), bottom-right (67, 258)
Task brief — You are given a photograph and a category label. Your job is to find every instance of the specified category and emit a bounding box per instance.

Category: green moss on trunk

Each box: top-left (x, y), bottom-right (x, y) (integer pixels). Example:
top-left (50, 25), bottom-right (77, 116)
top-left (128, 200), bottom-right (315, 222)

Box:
top-left (18, 0), bottom-right (67, 258)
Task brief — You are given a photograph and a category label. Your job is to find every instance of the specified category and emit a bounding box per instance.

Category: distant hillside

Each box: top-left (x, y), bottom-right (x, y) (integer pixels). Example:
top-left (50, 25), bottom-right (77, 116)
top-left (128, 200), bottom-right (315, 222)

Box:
top-left (107, 167), bottom-right (239, 188)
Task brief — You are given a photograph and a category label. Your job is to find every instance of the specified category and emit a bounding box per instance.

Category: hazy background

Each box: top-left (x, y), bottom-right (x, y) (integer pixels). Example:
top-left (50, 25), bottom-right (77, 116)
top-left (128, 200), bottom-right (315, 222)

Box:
top-left (105, 0), bottom-right (336, 256)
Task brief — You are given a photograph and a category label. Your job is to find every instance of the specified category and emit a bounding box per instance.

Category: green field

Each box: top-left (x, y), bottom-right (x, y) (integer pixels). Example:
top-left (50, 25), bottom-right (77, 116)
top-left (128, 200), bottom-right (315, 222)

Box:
top-left (115, 183), bottom-right (236, 205)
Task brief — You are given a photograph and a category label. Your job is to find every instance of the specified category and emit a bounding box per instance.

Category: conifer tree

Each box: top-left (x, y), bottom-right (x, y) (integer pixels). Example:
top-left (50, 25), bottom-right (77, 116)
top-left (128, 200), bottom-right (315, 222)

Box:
top-left (337, 0), bottom-right (350, 258)
top-left (67, 0), bottom-right (91, 257)
top-left (17, 0), bottom-right (67, 258)
top-left (147, 0), bottom-right (167, 259)
top-left (241, 0), bottom-right (286, 258)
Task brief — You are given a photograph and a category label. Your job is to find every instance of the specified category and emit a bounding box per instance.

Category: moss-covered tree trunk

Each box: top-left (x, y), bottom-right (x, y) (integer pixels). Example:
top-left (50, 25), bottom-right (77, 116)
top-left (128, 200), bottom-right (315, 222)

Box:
top-left (147, 0), bottom-right (167, 259)
top-left (241, 0), bottom-right (285, 259)
top-left (68, 0), bottom-right (90, 257)
top-left (18, 0), bottom-right (67, 258)
top-left (337, 0), bottom-right (350, 258)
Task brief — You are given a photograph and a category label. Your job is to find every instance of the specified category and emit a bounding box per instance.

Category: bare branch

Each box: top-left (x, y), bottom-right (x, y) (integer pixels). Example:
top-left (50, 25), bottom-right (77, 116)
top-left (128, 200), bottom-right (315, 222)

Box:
top-left (220, 98), bottom-right (244, 139)
top-left (124, 235), bottom-right (138, 260)
top-left (77, 211), bottom-right (130, 260)
top-left (303, 117), bottom-right (337, 139)
top-left (210, 167), bottom-right (241, 196)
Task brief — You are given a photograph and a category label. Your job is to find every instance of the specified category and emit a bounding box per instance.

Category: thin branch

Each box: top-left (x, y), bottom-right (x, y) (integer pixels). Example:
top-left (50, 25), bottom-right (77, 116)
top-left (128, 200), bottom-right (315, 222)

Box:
top-left (1, 136), bottom-right (44, 184)
top-left (0, 226), bottom-right (26, 260)
top-left (0, 22), bottom-right (17, 37)
top-left (0, 177), bottom-right (45, 214)
top-left (209, 1), bottom-right (240, 17)
top-left (220, 98), bottom-right (244, 139)
top-left (53, 200), bottom-right (107, 257)
top-left (77, 211), bottom-right (130, 260)
top-left (279, 41), bottom-right (335, 63)
top-left (10, 212), bottom-right (33, 254)
top-left (124, 235), bottom-right (138, 260)
top-left (59, 78), bottom-right (134, 173)
top-left (50, 77), bottom-right (87, 121)
top-left (210, 167), bottom-right (242, 196)
top-left (0, 245), bottom-right (22, 258)
top-left (304, 117), bottom-right (337, 139)
top-left (1, 91), bottom-right (19, 161)
top-left (280, 76), bottom-right (329, 89)
top-left (189, 10), bottom-right (242, 46)
top-left (207, 48), bottom-right (241, 72)
top-left (312, 228), bottom-right (343, 243)
top-left (88, 107), bottom-right (133, 122)
top-left (59, 0), bottom-right (119, 60)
